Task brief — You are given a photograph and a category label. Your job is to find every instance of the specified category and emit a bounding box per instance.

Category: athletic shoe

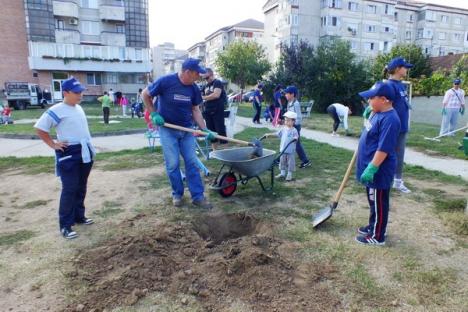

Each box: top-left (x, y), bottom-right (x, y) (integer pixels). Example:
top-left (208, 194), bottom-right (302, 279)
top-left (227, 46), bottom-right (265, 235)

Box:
top-left (173, 197), bottom-right (182, 207)
top-left (61, 227), bottom-right (78, 239)
top-left (393, 181), bottom-right (411, 193)
top-left (192, 199), bottom-right (213, 210)
top-left (358, 225), bottom-right (371, 235)
top-left (355, 235), bottom-right (385, 246)
top-left (76, 218), bottom-right (94, 225)
top-left (299, 161), bottom-right (311, 169)
top-left (285, 175), bottom-right (293, 182)
top-left (275, 173), bottom-right (285, 179)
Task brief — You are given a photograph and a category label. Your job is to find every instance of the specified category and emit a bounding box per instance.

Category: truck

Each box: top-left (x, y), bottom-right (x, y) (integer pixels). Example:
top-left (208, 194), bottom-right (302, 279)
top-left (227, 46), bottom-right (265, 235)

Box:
top-left (3, 82), bottom-right (53, 110)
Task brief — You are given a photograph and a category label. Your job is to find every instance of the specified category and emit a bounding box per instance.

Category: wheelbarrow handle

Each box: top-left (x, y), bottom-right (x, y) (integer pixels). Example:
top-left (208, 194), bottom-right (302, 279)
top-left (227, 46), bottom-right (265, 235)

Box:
top-left (162, 122), bottom-right (252, 146)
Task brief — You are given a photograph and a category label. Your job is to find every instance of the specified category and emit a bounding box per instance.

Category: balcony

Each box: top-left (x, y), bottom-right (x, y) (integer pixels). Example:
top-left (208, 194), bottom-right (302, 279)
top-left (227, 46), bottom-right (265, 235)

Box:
top-left (55, 29), bottom-right (80, 44)
top-left (101, 32), bottom-right (126, 47)
top-left (53, 0), bottom-right (79, 18)
top-left (99, 4), bottom-right (125, 21)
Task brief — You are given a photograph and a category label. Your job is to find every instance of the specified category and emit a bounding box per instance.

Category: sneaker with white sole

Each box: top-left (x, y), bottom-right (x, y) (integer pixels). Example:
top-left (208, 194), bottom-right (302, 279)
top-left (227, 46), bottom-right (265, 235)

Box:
top-left (61, 227), bottom-right (78, 239)
top-left (192, 199), bottom-right (213, 210)
top-left (355, 235), bottom-right (385, 246)
top-left (299, 161), bottom-right (311, 169)
top-left (76, 218), bottom-right (94, 225)
top-left (173, 197), bottom-right (182, 207)
top-left (393, 181), bottom-right (411, 193)
top-left (275, 173), bottom-right (285, 179)
top-left (358, 225), bottom-right (371, 235)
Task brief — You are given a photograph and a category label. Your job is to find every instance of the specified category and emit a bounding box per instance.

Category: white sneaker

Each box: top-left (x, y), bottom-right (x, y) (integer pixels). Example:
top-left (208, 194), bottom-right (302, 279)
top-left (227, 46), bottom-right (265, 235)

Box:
top-left (393, 181), bottom-right (411, 193)
top-left (275, 173), bottom-right (285, 179)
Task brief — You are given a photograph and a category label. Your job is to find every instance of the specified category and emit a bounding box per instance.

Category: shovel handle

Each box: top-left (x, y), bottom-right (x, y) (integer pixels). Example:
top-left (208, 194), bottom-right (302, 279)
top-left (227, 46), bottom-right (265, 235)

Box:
top-left (332, 148), bottom-right (358, 203)
top-left (162, 122), bottom-right (251, 146)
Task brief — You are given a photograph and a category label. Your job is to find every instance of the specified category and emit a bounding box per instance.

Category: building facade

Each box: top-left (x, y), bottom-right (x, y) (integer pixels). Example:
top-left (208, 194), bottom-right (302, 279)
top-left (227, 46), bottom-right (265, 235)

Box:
top-left (263, 0), bottom-right (468, 63)
top-left (187, 42), bottom-right (206, 65)
top-left (151, 42), bottom-right (187, 79)
top-left (203, 19), bottom-right (265, 72)
top-left (1, 0), bottom-right (151, 101)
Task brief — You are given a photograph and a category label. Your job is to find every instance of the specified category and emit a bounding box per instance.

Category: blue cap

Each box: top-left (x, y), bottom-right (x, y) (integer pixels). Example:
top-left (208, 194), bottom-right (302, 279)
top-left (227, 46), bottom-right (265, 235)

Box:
top-left (359, 81), bottom-right (396, 102)
top-left (61, 77), bottom-right (85, 93)
top-left (181, 58), bottom-right (206, 74)
top-left (387, 57), bottom-right (413, 71)
top-left (453, 78), bottom-right (461, 85)
top-left (284, 85), bottom-right (298, 96)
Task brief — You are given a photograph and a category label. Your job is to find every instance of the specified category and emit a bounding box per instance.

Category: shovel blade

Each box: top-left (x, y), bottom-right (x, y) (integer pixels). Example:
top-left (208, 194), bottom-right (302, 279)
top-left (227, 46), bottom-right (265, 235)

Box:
top-left (311, 202), bottom-right (338, 228)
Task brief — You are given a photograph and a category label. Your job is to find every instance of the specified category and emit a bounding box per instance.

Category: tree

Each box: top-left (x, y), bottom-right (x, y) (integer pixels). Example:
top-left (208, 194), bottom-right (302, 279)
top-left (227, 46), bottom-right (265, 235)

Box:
top-left (371, 44), bottom-right (432, 80)
top-left (215, 41), bottom-right (271, 93)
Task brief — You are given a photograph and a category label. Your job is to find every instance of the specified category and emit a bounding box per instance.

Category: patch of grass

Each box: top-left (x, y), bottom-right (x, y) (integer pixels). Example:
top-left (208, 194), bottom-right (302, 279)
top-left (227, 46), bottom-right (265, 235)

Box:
top-left (433, 198), bottom-right (466, 213)
top-left (96, 148), bottom-right (163, 171)
top-left (0, 230), bottom-right (36, 246)
top-left (346, 264), bottom-right (382, 298)
top-left (279, 220), bottom-right (314, 242)
top-left (0, 156), bottom-right (54, 175)
top-left (411, 268), bottom-right (457, 303)
top-left (93, 201), bottom-right (124, 218)
top-left (17, 199), bottom-right (51, 210)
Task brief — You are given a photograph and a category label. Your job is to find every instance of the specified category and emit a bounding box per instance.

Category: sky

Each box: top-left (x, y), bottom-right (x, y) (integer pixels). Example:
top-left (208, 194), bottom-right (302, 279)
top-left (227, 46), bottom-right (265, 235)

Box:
top-left (148, 0), bottom-right (468, 50)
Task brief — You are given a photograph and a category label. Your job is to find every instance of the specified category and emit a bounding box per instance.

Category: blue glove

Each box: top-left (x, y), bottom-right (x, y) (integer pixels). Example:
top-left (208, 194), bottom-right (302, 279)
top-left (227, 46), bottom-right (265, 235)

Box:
top-left (442, 108), bottom-right (447, 115)
top-left (460, 107), bottom-right (465, 115)
top-left (360, 163), bottom-right (379, 184)
top-left (201, 128), bottom-right (217, 141)
top-left (150, 112), bottom-right (165, 126)
top-left (363, 106), bottom-right (373, 119)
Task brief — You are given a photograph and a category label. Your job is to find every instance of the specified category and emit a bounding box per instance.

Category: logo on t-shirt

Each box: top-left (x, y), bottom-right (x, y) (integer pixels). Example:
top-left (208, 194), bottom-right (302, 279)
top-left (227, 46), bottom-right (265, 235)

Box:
top-left (174, 94), bottom-right (191, 102)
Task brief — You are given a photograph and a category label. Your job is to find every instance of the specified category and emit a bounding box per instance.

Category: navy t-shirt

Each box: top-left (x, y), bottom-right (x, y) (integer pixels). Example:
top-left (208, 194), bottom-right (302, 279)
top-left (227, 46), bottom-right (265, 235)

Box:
top-left (203, 79), bottom-right (226, 113)
top-left (253, 90), bottom-right (262, 105)
top-left (387, 79), bottom-right (410, 133)
top-left (356, 109), bottom-right (401, 189)
top-left (148, 73), bottom-right (203, 127)
top-left (273, 91), bottom-right (282, 108)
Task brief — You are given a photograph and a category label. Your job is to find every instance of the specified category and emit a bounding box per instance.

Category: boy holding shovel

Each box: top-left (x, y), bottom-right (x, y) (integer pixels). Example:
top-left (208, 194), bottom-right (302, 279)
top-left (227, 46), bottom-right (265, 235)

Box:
top-left (355, 81), bottom-right (401, 246)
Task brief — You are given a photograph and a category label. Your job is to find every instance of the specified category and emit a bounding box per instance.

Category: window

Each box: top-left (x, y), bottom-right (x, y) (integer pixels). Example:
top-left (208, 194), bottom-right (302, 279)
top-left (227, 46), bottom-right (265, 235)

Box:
top-left (417, 29), bottom-right (423, 39)
top-left (116, 24), bottom-right (124, 33)
top-left (105, 73), bottom-right (118, 84)
top-left (135, 49), bottom-right (142, 61)
top-left (291, 14), bottom-right (299, 25)
top-left (438, 32), bottom-right (446, 40)
top-left (425, 11), bottom-right (436, 21)
top-left (454, 17), bottom-right (461, 25)
top-left (383, 41), bottom-right (389, 52)
top-left (81, 0), bottom-right (98, 9)
top-left (329, 0), bottom-right (342, 9)
top-left (424, 28), bottom-right (433, 39)
top-left (86, 73), bottom-right (101, 85)
top-left (365, 42), bottom-right (375, 51)
top-left (407, 14), bottom-right (413, 22)
top-left (366, 5), bottom-right (377, 14)
top-left (350, 41), bottom-right (358, 50)
top-left (441, 15), bottom-right (448, 23)
top-left (406, 31), bottom-right (412, 40)
top-left (453, 33), bottom-right (462, 41)
top-left (394, 12), bottom-right (398, 21)
top-left (55, 19), bottom-right (64, 30)
top-left (348, 23), bottom-right (358, 35)
top-left (331, 16), bottom-right (339, 26)
top-left (84, 46), bottom-right (92, 57)
top-left (119, 47), bottom-right (126, 59)
top-left (384, 26), bottom-right (392, 33)
top-left (366, 25), bottom-right (376, 33)
top-left (348, 2), bottom-right (358, 11)
top-left (384, 4), bottom-right (394, 15)
top-left (80, 21), bottom-right (100, 35)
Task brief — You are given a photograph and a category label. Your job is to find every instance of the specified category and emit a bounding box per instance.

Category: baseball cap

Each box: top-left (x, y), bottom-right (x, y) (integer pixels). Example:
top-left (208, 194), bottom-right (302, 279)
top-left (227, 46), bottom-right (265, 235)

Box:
top-left (359, 81), bottom-right (396, 102)
top-left (283, 111), bottom-right (297, 119)
top-left (453, 78), bottom-right (461, 85)
top-left (387, 57), bottom-right (413, 71)
top-left (182, 58), bottom-right (206, 74)
top-left (61, 77), bottom-right (85, 93)
top-left (284, 85), bottom-right (298, 96)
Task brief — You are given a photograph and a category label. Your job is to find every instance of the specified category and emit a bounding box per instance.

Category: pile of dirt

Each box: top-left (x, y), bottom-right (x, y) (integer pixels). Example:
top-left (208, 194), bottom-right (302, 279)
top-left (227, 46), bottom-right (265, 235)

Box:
top-left (64, 212), bottom-right (342, 312)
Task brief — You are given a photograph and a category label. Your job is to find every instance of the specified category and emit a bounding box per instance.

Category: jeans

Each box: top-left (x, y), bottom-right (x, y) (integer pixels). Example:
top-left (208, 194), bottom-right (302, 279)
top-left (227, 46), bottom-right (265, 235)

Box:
top-left (327, 105), bottom-right (340, 132)
top-left (103, 107), bottom-right (110, 124)
top-left (439, 108), bottom-right (460, 136)
top-left (294, 124), bottom-right (309, 163)
top-left (56, 145), bottom-right (93, 229)
top-left (394, 132), bottom-right (407, 179)
top-left (159, 126), bottom-right (205, 201)
top-left (253, 102), bottom-right (261, 123)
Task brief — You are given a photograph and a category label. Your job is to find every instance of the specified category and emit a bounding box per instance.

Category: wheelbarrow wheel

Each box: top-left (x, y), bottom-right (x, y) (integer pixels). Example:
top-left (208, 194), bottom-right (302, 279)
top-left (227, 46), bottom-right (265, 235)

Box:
top-left (218, 172), bottom-right (237, 197)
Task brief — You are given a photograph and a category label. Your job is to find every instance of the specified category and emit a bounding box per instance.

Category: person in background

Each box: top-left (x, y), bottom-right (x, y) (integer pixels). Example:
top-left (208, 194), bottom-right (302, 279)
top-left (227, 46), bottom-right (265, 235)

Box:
top-left (108, 88), bottom-right (115, 106)
top-left (97, 91), bottom-right (112, 124)
top-left (120, 94), bottom-right (128, 117)
top-left (384, 57), bottom-right (413, 194)
top-left (439, 78), bottom-right (465, 136)
top-left (355, 81), bottom-right (400, 246)
top-left (2, 103), bottom-right (12, 125)
top-left (141, 58), bottom-right (214, 210)
top-left (284, 86), bottom-right (312, 168)
top-left (326, 103), bottom-right (352, 136)
top-left (252, 83), bottom-right (263, 124)
top-left (272, 85), bottom-right (283, 126)
top-left (34, 77), bottom-right (95, 239)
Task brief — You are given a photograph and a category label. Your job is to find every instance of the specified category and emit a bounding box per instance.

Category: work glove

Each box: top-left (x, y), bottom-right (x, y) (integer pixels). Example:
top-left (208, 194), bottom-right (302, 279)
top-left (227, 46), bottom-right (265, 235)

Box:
top-left (442, 108), bottom-right (447, 115)
top-left (460, 107), bottom-right (465, 115)
top-left (150, 112), bottom-right (165, 126)
top-left (201, 128), bottom-right (217, 141)
top-left (360, 163), bottom-right (379, 184)
top-left (362, 106), bottom-right (373, 119)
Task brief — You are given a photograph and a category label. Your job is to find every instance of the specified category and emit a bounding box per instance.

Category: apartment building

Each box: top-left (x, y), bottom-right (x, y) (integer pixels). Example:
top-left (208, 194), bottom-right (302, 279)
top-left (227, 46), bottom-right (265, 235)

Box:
top-left (203, 19), bottom-right (265, 72)
top-left (0, 0), bottom-right (151, 102)
top-left (263, 0), bottom-right (468, 63)
top-left (152, 42), bottom-right (187, 79)
top-left (187, 42), bottom-right (207, 65)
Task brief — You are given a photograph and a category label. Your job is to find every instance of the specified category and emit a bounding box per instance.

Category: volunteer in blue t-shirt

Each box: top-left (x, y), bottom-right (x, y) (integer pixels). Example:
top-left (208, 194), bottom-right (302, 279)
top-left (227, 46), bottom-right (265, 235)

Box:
top-left (355, 81), bottom-right (401, 246)
top-left (141, 58), bottom-right (214, 210)
top-left (384, 57), bottom-right (413, 194)
top-left (252, 83), bottom-right (264, 124)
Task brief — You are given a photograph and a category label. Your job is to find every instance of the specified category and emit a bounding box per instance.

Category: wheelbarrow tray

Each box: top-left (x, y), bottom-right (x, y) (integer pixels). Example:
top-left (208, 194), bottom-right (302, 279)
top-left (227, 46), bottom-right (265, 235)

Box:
top-left (209, 147), bottom-right (277, 177)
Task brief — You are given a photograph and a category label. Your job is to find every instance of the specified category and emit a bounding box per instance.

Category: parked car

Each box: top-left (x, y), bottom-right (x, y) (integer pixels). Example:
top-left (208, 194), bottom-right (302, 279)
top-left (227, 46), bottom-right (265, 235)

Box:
top-left (227, 92), bottom-right (242, 103)
top-left (3, 82), bottom-right (52, 110)
top-left (242, 90), bottom-right (256, 102)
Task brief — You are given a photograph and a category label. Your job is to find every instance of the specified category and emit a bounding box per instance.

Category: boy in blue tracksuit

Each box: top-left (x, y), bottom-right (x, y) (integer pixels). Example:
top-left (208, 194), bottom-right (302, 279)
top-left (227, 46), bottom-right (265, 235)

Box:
top-left (355, 81), bottom-right (401, 246)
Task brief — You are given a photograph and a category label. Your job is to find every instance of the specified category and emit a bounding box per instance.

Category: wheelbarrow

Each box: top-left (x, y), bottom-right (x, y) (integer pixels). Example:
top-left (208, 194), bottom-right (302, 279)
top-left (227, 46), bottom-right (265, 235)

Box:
top-left (209, 140), bottom-right (296, 197)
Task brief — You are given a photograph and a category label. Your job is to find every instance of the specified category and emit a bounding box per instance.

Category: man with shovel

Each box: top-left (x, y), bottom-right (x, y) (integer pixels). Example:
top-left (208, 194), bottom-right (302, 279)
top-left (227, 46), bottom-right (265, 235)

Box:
top-left (141, 58), bottom-right (215, 209)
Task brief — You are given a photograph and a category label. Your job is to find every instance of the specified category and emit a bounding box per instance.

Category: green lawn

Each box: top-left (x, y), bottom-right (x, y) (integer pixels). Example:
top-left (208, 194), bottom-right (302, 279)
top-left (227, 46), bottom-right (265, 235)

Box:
top-left (235, 102), bottom-right (467, 160)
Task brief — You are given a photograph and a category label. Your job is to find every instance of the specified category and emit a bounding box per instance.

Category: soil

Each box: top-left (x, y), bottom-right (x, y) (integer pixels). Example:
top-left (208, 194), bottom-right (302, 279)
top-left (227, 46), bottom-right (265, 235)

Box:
top-left (63, 212), bottom-right (342, 312)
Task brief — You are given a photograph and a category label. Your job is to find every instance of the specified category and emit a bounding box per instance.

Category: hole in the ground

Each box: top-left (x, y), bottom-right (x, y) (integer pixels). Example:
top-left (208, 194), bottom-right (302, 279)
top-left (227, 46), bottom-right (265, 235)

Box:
top-left (192, 212), bottom-right (258, 244)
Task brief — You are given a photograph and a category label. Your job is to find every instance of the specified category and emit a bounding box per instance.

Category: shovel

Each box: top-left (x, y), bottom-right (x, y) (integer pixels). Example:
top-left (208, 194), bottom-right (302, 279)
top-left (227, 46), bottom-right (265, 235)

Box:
top-left (311, 148), bottom-right (358, 228)
top-left (423, 124), bottom-right (468, 142)
top-left (162, 122), bottom-right (264, 157)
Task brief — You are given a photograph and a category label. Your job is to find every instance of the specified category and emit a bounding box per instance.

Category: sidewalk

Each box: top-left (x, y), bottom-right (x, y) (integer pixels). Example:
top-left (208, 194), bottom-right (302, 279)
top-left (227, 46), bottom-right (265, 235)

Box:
top-left (0, 116), bottom-right (466, 181)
